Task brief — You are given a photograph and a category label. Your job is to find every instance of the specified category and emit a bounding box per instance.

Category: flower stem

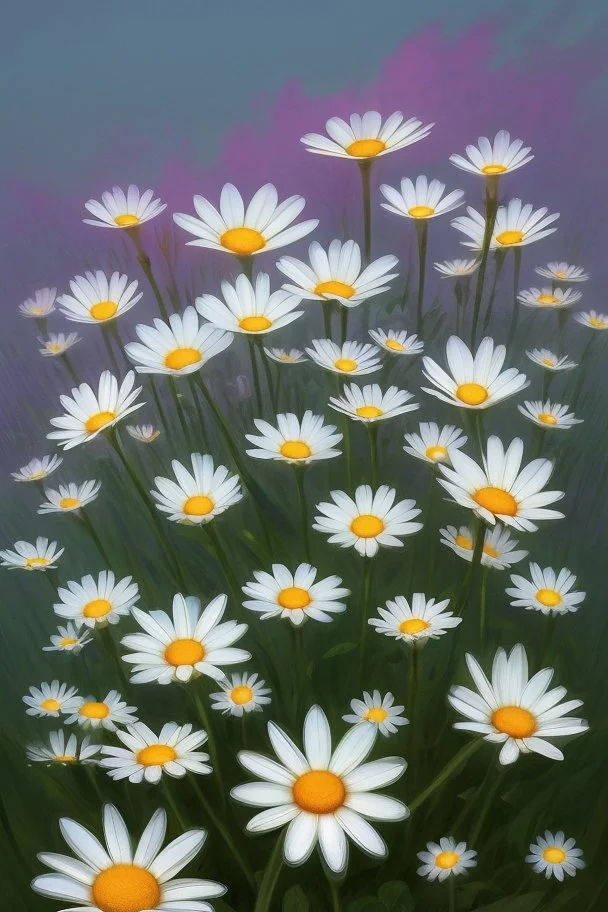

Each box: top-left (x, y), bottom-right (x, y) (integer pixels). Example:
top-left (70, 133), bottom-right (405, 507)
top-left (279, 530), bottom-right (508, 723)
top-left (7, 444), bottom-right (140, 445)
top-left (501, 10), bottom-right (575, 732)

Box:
top-left (161, 779), bottom-right (190, 830)
top-left (415, 220), bottom-right (429, 331)
top-left (101, 325), bottom-right (122, 378)
top-left (247, 337), bottom-right (264, 415)
top-left (254, 833), bottom-right (284, 912)
top-left (78, 511), bottom-right (113, 567)
top-left (293, 467), bottom-right (311, 563)
top-left (257, 340), bottom-right (278, 413)
top-left (99, 625), bottom-right (130, 694)
top-left (506, 247), bottom-right (523, 348)
top-left (368, 423), bottom-right (379, 489)
top-left (470, 176), bottom-right (499, 347)
top-left (168, 376), bottom-right (193, 448)
top-left (61, 353), bottom-right (80, 385)
top-left (479, 566), bottom-right (489, 651)
top-left (359, 161), bottom-right (372, 264)
top-left (481, 250), bottom-right (506, 333)
top-left (357, 558), bottom-right (374, 679)
top-left (129, 228), bottom-right (170, 322)
top-left (448, 876), bottom-right (456, 912)
top-left (340, 304), bottom-right (349, 344)
top-left (191, 688), bottom-right (223, 800)
top-left (409, 739), bottom-right (482, 813)
top-left (148, 376), bottom-right (172, 438)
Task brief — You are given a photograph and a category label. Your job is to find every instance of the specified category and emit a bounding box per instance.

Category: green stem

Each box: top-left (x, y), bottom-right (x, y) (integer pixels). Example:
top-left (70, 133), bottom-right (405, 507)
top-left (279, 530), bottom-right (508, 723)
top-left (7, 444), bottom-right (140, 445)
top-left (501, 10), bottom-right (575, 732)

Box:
top-left (99, 625), bottom-right (130, 693)
top-left (470, 176), bottom-right (499, 347)
top-left (204, 522), bottom-right (242, 605)
top-left (248, 337), bottom-right (264, 414)
top-left (322, 300), bottom-right (333, 339)
top-left (129, 229), bottom-right (170, 322)
top-left (481, 250), bottom-right (506, 333)
top-left (253, 833), bottom-right (284, 912)
top-left (327, 874), bottom-right (342, 912)
top-left (161, 780), bottom-right (190, 830)
top-left (448, 876), bottom-right (456, 912)
top-left (257, 340), bottom-right (278, 413)
top-left (357, 558), bottom-right (374, 679)
top-left (78, 511), bottom-right (113, 567)
top-left (540, 613), bottom-right (558, 666)
top-left (571, 333), bottom-right (597, 411)
top-left (238, 255), bottom-right (254, 281)
top-left (294, 467), bottom-right (311, 563)
top-left (359, 160), bottom-right (372, 263)
top-left (469, 767), bottom-right (506, 846)
top-left (368, 424), bottom-right (379, 489)
top-left (340, 304), bottom-right (349, 345)
top-left (169, 376), bottom-right (193, 448)
top-left (409, 740), bottom-right (482, 813)
top-left (479, 566), bottom-right (489, 651)
top-left (191, 689), bottom-right (223, 800)
top-left (61, 352), bottom-right (80, 384)
top-left (101, 325), bottom-right (122, 377)
top-left (148, 376), bottom-right (172, 438)
top-left (407, 645), bottom-right (422, 790)
top-left (415, 220), bottom-right (429, 331)
top-left (188, 376), bottom-right (212, 451)
top-left (506, 247), bottom-right (523, 348)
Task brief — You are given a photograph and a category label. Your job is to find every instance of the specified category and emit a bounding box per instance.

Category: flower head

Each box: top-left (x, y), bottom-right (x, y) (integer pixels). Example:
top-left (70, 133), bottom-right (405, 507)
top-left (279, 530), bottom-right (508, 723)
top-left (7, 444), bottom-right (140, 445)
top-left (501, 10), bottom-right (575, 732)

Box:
top-left (23, 681), bottom-right (80, 718)
top-left (48, 371), bottom-right (144, 449)
top-left (519, 400), bottom-right (582, 430)
top-left (242, 563), bottom-right (349, 626)
top-left (380, 176), bottom-right (464, 220)
top-left (38, 480), bottom-right (101, 515)
top-left (368, 328), bottom-right (424, 356)
top-left (403, 421), bottom-right (467, 465)
top-left (210, 672), bottom-right (272, 717)
top-left (418, 838), bottom-right (478, 881)
top-left (99, 721), bottom-right (211, 783)
top-left (434, 259), bottom-right (479, 278)
top-left (246, 411), bottom-right (342, 464)
top-left (452, 199), bottom-right (558, 250)
top-left (440, 525), bottom-right (528, 570)
top-left (369, 594), bottom-right (461, 644)
top-left (329, 383), bottom-right (418, 424)
top-left (58, 271), bottom-right (142, 323)
top-left (517, 287), bottom-right (581, 310)
top-left (449, 130), bottom-right (533, 176)
top-left (27, 730), bottom-right (100, 765)
top-left (506, 564), bottom-right (585, 616)
top-left (84, 184), bottom-right (166, 228)
top-left (306, 339), bottom-right (382, 377)
top-left (43, 623), bottom-right (93, 653)
top-left (343, 691), bottom-right (408, 737)
top-left (19, 287), bottom-right (56, 318)
top-left (65, 690), bottom-right (139, 731)
top-left (1, 537), bottom-right (64, 571)
top-left (574, 310), bottom-right (608, 330)
top-left (126, 424), bottom-right (161, 443)
top-left (264, 347), bottom-right (307, 364)
top-left (196, 273), bottom-right (303, 335)
top-left (526, 349), bottom-right (577, 372)
top-left (151, 453), bottom-right (243, 524)
top-left (526, 831), bottom-right (585, 880)
top-left (12, 454), bottom-right (62, 483)
top-left (301, 110), bottom-right (433, 159)
top-left (39, 332), bottom-right (81, 357)
top-left (125, 306), bottom-right (233, 375)
top-left (536, 262), bottom-right (589, 283)
top-left (54, 571), bottom-right (140, 629)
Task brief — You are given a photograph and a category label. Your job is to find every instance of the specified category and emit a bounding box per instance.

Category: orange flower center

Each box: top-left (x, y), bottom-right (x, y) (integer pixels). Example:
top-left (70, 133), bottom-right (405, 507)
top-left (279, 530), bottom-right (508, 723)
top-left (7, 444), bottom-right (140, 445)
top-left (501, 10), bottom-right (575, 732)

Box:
top-left (541, 358), bottom-right (556, 367)
top-left (364, 707), bottom-right (388, 723)
top-left (83, 598), bottom-right (112, 619)
top-left (456, 382), bottom-right (488, 406)
top-left (55, 754), bottom-right (76, 762)
top-left (137, 744), bottom-right (177, 767)
top-left (483, 543), bottom-right (499, 558)
top-left (92, 864), bottom-right (161, 912)
top-left (345, 138), bottom-right (385, 157)
top-left (80, 701), bottom-right (110, 720)
top-left (536, 588), bottom-right (562, 607)
top-left (292, 770), bottom-right (346, 813)
top-left (164, 347), bottom-right (202, 370)
top-left (590, 317), bottom-right (608, 328)
top-left (26, 556), bottom-right (50, 567)
top-left (85, 411), bottom-right (117, 433)
top-left (537, 294), bottom-right (558, 305)
top-left (436, 850), bottom-right (460, 869)
top-left (351, 514), bottom-right (384, 538)
top-left (41, 698), bottom-right (61, 712)
top-left (114, 214), bottom-right (140, 228)
top-left (496, 229), bottom-right (524, 246)
top-left (164, 638), bottom-right (206, 666)
top-left (220, 226), bottom-right (266, 255)
top-left (231, 685), bottom-right (254, 705)
top-left (473, 487), bottom-right (518, 516)
top-left (455, 534), bottom-right (473, 550)
top-left (314, 280), bottom-right (355, 299)
top-left (408, 205), bottom-right (435, 218)
top-left (554, 271), bottom-right (567, 279)
top-left (334, 358), bottom-right (357, 372)
top-left (356, 405), bottom-right (383, 418)
top-left (385, 338), bottom-right (405, 352)
top-left (538, 413), bottom-right (557, 426)
top-left (183, 495), bottom-right (214, 516)
top-left (543, 847), bottom-right (566, 864)
top-left (280, 440), bottom-right (312, 460)
top-left (90, 300), bottom-right (119, 321)
top-left (239, 315), bottom-right (272, 332)
top-left (399, 617), bottom-right (430, 635)
top-left (481, 163), bottom-right (507, 175)
top-left (59, 497), bottom-right (81, 509)
top-left (277, 586), bottom-right (311, 610)
top-left (491, 705), bottom-right (536, 738)
top-left (425, 445), bottom-right (448, 462)
top-left (59, 637), bottom-right (78, 647)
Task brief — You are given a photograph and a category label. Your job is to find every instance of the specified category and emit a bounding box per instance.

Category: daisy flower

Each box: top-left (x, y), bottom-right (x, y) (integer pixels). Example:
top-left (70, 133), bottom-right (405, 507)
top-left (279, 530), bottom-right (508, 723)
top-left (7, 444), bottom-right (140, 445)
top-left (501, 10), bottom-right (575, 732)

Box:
top-left (437, 435), bottom-right (565, 532)
top-left (301, 110), bottom-right (433, 159)
top-left (380, 176), bottom-right (464, 221)
top-left (231, 704), bottom-right (408, 874)
top-left (99, 721), bottom-right (211, 784)
top-left (26, 730), bottom-right (100, 766)
top-left (276, 240), bottom-right (398, 309)
top-left (65, 690), bottom-right (138, 732)
top-left (452, 199), bottom-right (559, 251)
top-left (38, 480), bottom-right (101, 515)
top-left (403, 422), bottom-right (467, 466)
top-left (242, 563), bottom-right (349, 626)
top-left (448, 643), bottom-right (588, 764)
top-left (343, 691), bottom-right (408, 737)
top-left (84, 184), bottom-right (166, 228)
top-left (174, 182), bottom-right (317, 256)
top-left (306, 339), bottom-right (382, 377)
top-left (422, 336), bottom-right (528, 410)
top-left (125, 306), bottom-right (233, 375)
top-left (517, 287), bottom-right (581, 310)
top-left (196, 272), bottom-right (303, 335)
top-left (1, 537), bottom-right (64, 571)
top-left (54, 572), bottom-right (140, 629)
top-left (43, 623), bottom-right (93, 654)
top-left (440, 525), bottom-right (528, 571)
top-left (574, 310), bottom-right (608, 330)
top-left (151, 453), bottom-right (243, 524)
top-left (19, 287), bottom-right (57, 318)
top-left (12, 454), bottom-right (62, 483)
top-left (449, 130), bottom-right (533, 176)
top-left (47, 370), bottom-right (144, 449)
top-left (121, 593), bottom-right (250, 684)
top-left (264, 347), bottom-right (307, 364)
top-left (526, 831), bottom-right (585, 881)
top-left (434, 259), bottom-right (479, 278)
top-left (23, 682), bottom-right (80, 718)
top-left (32, 804), bottom-right (226, 910)
top-left (506, 564), bottom-right (585, 616)
top-left (417, 838), bottom-right (478, 881)
top-left (245, 412), bottom-right (342, 464)
top-left (313, 485), bottom-right (422, 558)
top-left (39, 332), bottom-right (81, 357)
top-left (369, 594), bottom-right (461, 644)
top-left (526, 349), bottom-right (577, 372)
top-left (329, 383), bottom-right (418, 424)
top-left (126, 424), bottom-right (161, 443)
top-left (210, 672), bottom-right (272, 717)
top-left (536, 262), bottom-right (589, 283)
top-left (58, 271), bottom-right (142, 323)
top-left (518, 400), bottom-right (582, 430)
top-left (368, 328), bottom-right (424, 356)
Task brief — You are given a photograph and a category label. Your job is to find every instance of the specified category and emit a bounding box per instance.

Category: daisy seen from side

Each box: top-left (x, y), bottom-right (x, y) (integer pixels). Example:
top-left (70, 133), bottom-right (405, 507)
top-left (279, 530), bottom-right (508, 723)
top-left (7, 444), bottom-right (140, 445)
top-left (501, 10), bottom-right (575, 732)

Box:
top-left (452, 199), bottom-right (559, 251)
top-left (26, 730), bottom-right (100, 766)
top-left (84, 184), bottom-right (166, 228)
top-left (19, 287), bottom-right (57, 318)
top-left (526, 349), bottom-right (577, 372)
top-left (306, 339), bottom-right (382, 377)
top-left (434, 259), bottom-right (479, 278)
top-left (517, 287), bottom-right (581, 310)
top-left (47, 370), bottom-right (144, 449)
top-left (126, 424), bottom-right (161, 443)
top-left (440, 525), bottom-right (528, 571)
top-left (368, 328), bottom-right (424, 356)
top-left (574, 310), bottom-right (608, 330)
top-left (150, 453), bottom-right (243, 524)
top-left (58, 271), bottom-right (142, 323)
top-left (43, 624), bottom-right (93, 654)
top-left (39, 332), bottom-right (81, 357)
top-left (264, 347), bottom-right (307, 364)
top-left (38, 480), bottom-right (101, 515)
top-left (54, 572), bottom-right (140, 629)
top-left (450, 130), bottom-right (533, 176)
top-left (403, 422), bottom-right (467, 466)
top-left (301, 110), bottom-right (433, 159)
top-left (518, 400), bottom-right (582, 430)
top-left (12, 454), bottom-right (63, 483)
top-left (196, 272), bottom-right (303, 335)
top-left (329, 383), bottom-right (418, 424)
top-left (536, 262), bottom-right (589, 283)
top-left (124, 306), bottom-right (233, 375)
top-left (506, 564), bottom-right (585, 616)
top-left (242, 563), bottom-right (349, 626)
top-left (245, 412), bottom-right (342, 465)
top-left (1, 537), bottom-right (64, 571)
top-left (380, 176), bottom-right (464, 221)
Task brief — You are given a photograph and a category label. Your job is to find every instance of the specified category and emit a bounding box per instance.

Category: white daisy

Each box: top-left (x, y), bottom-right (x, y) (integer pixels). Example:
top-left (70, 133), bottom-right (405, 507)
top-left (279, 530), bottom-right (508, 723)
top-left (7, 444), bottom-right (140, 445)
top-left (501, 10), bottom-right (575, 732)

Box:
top-left (48, 370), bottom-right (144, 449)
top-left (245, 412), bottom-right (342, 464)
top-left (242, 563), bottom-right (349, 626)
top-left (19, 287), bottom-right (57, 318)
top-left (343, 691), bottom-right (408, 737)
top-left (301, 110), bottom-right (433, 159)
top-left (58, 271), bottom-right (142, 323)
top-left (403, 422), bottom-right (467, 465)
top-left (126, 424), bottom-right (161, 443)
top-left (1, 537), bottom-right (64, 571)
top-left (12, 454), bottom-right (62, 483)
top-left (434, 259), bottom-right (479, 278)
top-left (306, 339), bottom-right (382, 377)
top-left (26, 730), bottom-right (100, 766)
top-left (39, 332), bottom-right (81, 357)
top-left (210, 672), bottom-right (272, 717)
top-left (99, 721), bottom-right (211, 784)
top-left (437, 435), bottom-right (565, 532)
top-left (448, 643), bottom-right (589, 765)
top-left (526, 349), bottom-right (577, 372)
top-left (231, 704), bottom-right (408, 874)
top-left (121, 593), bottom-right (250, 684)
top-left (264, 347), bottom-right (307, 364)
top-left (313, 485), bottom-right (422, 558)
top-left (369, 594), bottom-right (461, 644)
top-left (54, 572), bottom-right (140, 629)
top-left (518, 400), bottom-right (582, 430)
top-left (43, 623), bottom-right (93, 654)
top-left (23, 682), bottom-right (80, 718)
top-left (38, 480), bottom-right (101, 515)
top-left (65, 690), bottom-right (139, 731)
top-left (84, 184), bottom-right (166, 228)
top-left (174, 182), bottom-right (317, 256)
top-left (449, 130), bottom-right (533, 176)
top-left (329, 383), bottom-right (418, 424)
top-left (32, 804), bottom-right (226, 910)
top-left (150, 453), bottom-right (243, 524)
top-left (517, 287), bottom-right (581, 310)
top-left (452, 199), bottom-right (559, 250)
top-left (125, 306), bottom-right (233, 375)
top-left (574, 310), bottom-right (608, 330)
top-left (368, 328), bottom-right (424, 356)
top-left (276, 240), bottom-right (398, 309)
top-left (196, 272), bottom-right (303, 335)
top-left (526, 831), bottom-right (585, 881)
top-left (417, 838), bottom-right (478, 881)
top-left (380, 176), bottom-right (464, 221)
top-left (506, 564), bottom-right (585, 616)
top-left (440, 525), bottom-right (528, 571)
top-left (536, 262), bottom-right (589, 283)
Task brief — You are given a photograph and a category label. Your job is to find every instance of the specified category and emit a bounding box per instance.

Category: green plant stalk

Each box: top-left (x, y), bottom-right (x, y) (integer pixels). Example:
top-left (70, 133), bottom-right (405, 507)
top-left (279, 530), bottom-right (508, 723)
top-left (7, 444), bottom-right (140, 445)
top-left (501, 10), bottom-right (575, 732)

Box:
top-left (469, 766), bottom-right (506, 846)
top-left (168, 376), bottom-right (193, 448)
top-left (128, 227), bottom-right (171, 322)
top-left (293, 467), bottom-right (312, 563)
top-left (78, 510), bottom-right (113, 567)
top-left (101, 325), bottom-right (122, 377)
top-left (191, 689), bottom-right (224, 802)
top-left (61, 352), bottom-right (80, 385)
top-left (359, 160), bottom-right (372, 263)
top-left (357, 558), bottom-right (374, 680)
top-left (415, 219), bottom-right (429, 331)
top-left (161, 779), bottom-right (190, 830)
top-left (247, 336), bottom-right (264, 415)
top-left (256, 339), bottom-right (278, 413)
top-left (506, 247), bottom-right (523, 348)
top-left (368, 423), bottom-right (379, 489)
top-left (340, 303), bottom-right (349, 344)
top-left (254, 833), bottom-right (285, 912)
top-left (409, 739), bottom-right (482, 813)
top-left (99, 625), bottom-right (130, 694)
top-left (148, 375), bottom-right (173, 438)
top-left (470, 175), bottom-right (499, 346)
top-left (481, 249), bottom-right (506, 333)
top-left (479, 566), bottom-right (489, 651)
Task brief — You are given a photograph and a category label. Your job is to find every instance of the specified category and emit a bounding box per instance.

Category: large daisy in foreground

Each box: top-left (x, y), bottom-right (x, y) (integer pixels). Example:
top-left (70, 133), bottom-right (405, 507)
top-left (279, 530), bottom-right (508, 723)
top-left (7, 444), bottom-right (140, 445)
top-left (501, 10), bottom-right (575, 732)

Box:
top-left (150, 453), bottom-right (243, 525)
top-left (83, 184), bottom-right (166, 228)
top-left (48, 371), bottom-right (144, 449)
top-left (301, 110), bottom-right (433, 159)
top-left (196, 273), bottom-right (303, 335)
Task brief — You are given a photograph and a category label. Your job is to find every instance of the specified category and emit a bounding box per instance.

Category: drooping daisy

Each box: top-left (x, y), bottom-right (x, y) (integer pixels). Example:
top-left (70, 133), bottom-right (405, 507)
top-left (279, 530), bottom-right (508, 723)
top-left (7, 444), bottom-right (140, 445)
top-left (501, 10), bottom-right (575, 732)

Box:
top-left (32, 804), bottom-right (226, 911)
top-left (517, 287), bottom-right (581, 310)
top-left (245, 412), bottom-right (342, 464)
top-left (313, 485), bottom-right (422, 558)
top-left (437, 435), bottom-right (564, 532)
top-left (54, 572), bottom-right (140, 629)
top-left (23, 682), bottom-right (80, 718)
top-left (39, 332), bottom-right (81, 357)
top-left (448, 643), bottom-right (588, 765)
top-left (84, 184), bottom-right (167, 228)
top-left (43, 623), bottom-right (93, 653)
top-left (65, 690), bottom-right (138, 732)
top-left (26, 730), bottom-right (100, 766)
top-left (369, 594), bottom-right (461, 644)
top-left (403, 422), bottom-right (468, 466)
top-left (368, 328), bottom-right (424, 356)
top-left (434, 259), bottom-right (479, 278)
top-left (264, 347), bottom-right (307, 364)
top-left (417, 838), bottom-right (478, 881)
top-left (126, 424), bottom-right (161, 443)
top-left (38, 480), bottom-right (101, 515)
top-left (422, 336), bottom-right (528, 410)
top-left (574, 310), bottom-right (608, 331)
top-left (301, 110), bottom-right (433, 159)
top-left (536, 262), bottom-right (589, 283)
top-left (19, 287), bottom-right (57, 318)
top-left (343, 691), bottom-right (408, 737)
top-left (306, 339), bottom-right (382, 377)
top-left (125, 306), bottom-right (233, 375)
top-left (58, 271), bottom-right (142, 324)
top-left (518, 400), bottom-right (582, 431)
top-left (440, 525), bottom-right (528, 571)
top-left (150, 453), bottom-right (243, 524)
top-left (122, 593), bottom-right (250, 684)
top-left (210, 672), bottom-right (272, 717)
top-left (506, 564), bottom-right (585, 616)
top-left (526, 349), bottom-right (577, 372)
top-left (99, 721), bottom-right (211, 784)
top-left (452, 199), bottom-right (559, 251)
top-left (174, 182), bottom-right (317, 256)
top-left (526, 831), bottom-right (585, 881)
top-left (11, 454), bottom-right (62, 483)
top-left (48, 370), bottom-right (144, 449)
top-left (1, 537), bottom-right (64, 571)
top-left (242, 563), bottom-right (349, 626)
top-left (196, 272), bottom-right (303, 335)
top-left (231, 704), bottom-right (408, 874)
top-left (329, 383), bottom-right (418, 424)
top-left (449, 130), bottom-right (533, 176)
top-left (276, 240), bottom-right (398, 309)
top-left (380, 176), bottom-right (464, 221)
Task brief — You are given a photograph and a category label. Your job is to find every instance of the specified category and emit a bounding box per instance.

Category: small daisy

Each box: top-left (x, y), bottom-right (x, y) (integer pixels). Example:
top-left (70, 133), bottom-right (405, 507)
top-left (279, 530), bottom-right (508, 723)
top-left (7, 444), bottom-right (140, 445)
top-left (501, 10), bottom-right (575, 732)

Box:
top-left (54, 571), bottom-right (140, 629)
top-left (58, 270), bottom-right (142, 323)
top-left (449, 130), bottom-right (533, 176)
top-left (301, 110), bottom-right (433, 159)
top-left (418, 838), bottom-right (478, 881)
top-left (449, 643), bottom-right (588, 765)
top-left (174, 182), bottom-right (317, 256)
top-left (506, 564), bottom-right (585, 616)
top-left (26, 730), bottom-right (100, 766)
top-left (517, 287), bottom-right (581, 310)
top-left (526, 831), bottom-right (585, 881)
top-left (231, 704), bottom-right (408, 874)
top-left (343, 691), bottom-right (408, 737)
top-left (437, 435), bottom-right (564, 532)
top-left (526, 349), bottom-right (577, 372)
top-left (122, 593), bottom-right (250, 684)
top-left (65, 690), bottom-right (138, 731)
top-left (245, 412), bottom-right (342, 464)
top-left (19, 287), bottom-right (57, 318)
top-left (23, 682), bottom-right (80, 718)
top-left (11, 454), bottom-right (62, 483)
top-left (452, 199), bottom-right (559, 250)
top-left (368, 328), bottom-right (424, 356)
top-left (126, 423), bottom-right (161, 443)
top-left (210, 672), bottom-right (272, 717)
top-left (125, 306), bottom-right (233, 375)
top-left (197, 272), bottom-right (303, 335)
top-left (403, 422), bottom-right (467, 465)
top-left (48, 370), bottom-right (144, 449)
top-left (32, 804), bottom-right (226, 910)
top-left (574, 310), bottom-right (608, 330)
top-left (1, 537), bottom-right (64, 571)
top-left (39, 332), bottom-right (81, 357)
top-left (536, 262), bottom-right (589, 283)
top-left (380, 176), bottom-right (464, 221)
top-left (518, 400), bottom-right (582, 430)
top-left (440, 525), bottom-right (528, 571)
top-left (276, 240), bottom-right (398, 309)
top-left (99, 721), bottom-right (211, 784)
top-left (434, 259), bottom-right (479, 278)
top-left (38, 480), bottom-right (101, 515)
top-left (242, 563), bottom-right (349, 626)
top-left (84, 184), bottom-right (166, 228)
top-left (369, 594), bottom-right (461, 644)
top-left (329, 383), bottom-right (418, 424)
top-left (422, 336), bottom-right (528, 409)
top-left (264, 347), bottom-right (307, 364)
top-left (151, 452), bottom-right (243, 524)
top-left (43, 623), bottom-right (93, 653)
top-left (313, 485), bottom-right (422, 558)
top-left (306, 339), bottom-right (382, 377)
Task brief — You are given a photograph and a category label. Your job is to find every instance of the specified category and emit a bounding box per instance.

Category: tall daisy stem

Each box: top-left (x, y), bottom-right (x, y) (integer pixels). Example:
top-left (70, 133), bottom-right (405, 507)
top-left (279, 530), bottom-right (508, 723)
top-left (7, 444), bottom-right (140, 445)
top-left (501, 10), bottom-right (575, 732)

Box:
top-left (128, 228), bottom-right (170, 322)
top-left (481, 250), bottom-right (506, 333)
top-left (204, 523), bottom-right (242, 605)
top-left (60, 353), bottom-right (80, 385)
top-left (161, 780), bottom-right (190, 830)
top-left (357, 558), bottom-right (374, 680)
top-left (448, 876), bottom-right (456, 912)
top-left (368, 424), bottom-right (379, 489)
top-left (479, 566), bottom-right (489, 651)
top-left (470, 176), bottom-right (499, 347)
top-left (407, 644), bottom-right (422, 790)
top-left (148, 376), bottom-right (172, 438)
top-left (256, 340), bottom-right (278, 413)
top-left (247, 337), bottom-right (264, 415)
top-left (99, 625), bottom-right (130, 694)
top-left (293, 467), bottom-right (311, 563)
top-left (78, 511), bottom-right (113, 567)
top-left (101, 326), bottom-right (122, 378)
top-left (359, 160), bottom-right (372, 264)
top-left (191, 689), bottom-right (223, 799)
top-left (254, 833), bottom-right (284, 912)
top-left (414, 220), bottom-right (429, 331)
top-left (340, 304), bottom-right (349, 345)
top-left (469, 766), bottom-right (506, 846)
top-left (322, 301), bottom-right (333, 339)
top-left (409, 739), bottom-right (482, 814)
top-left (168, 376), bottom-right (193, 449)
top-left (506, 247), bottom-right (523, 348)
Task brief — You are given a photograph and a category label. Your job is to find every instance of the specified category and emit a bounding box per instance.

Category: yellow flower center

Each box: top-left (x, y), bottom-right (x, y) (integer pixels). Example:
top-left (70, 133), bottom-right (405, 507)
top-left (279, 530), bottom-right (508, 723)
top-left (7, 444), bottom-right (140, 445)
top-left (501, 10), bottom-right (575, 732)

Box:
top-left (538, 413), bottom-right (557, 426)
top-left (314, 280), bottom-right (356, 299)
top-left (473, 486), bottom-right (518, 516)
top-left (541, 358), bottom-right (556, 367)
top-left (80, 701), bottom-right (110, 720)
top-left (280, 440), bottom-right (312, 460)
top-left (183, 495), bottom-right (215, 516)
top-left (590, 317), bottom-right (608, 328)
top-left (491, 705), bottom-right (536, 739)
top-left (543, 847), bottom-right (566, 864)
top-left (29, 470), bottom-right (48, 479)
top-left (481, 163), bottom-right (507, 175)
top-left (164, 347), bottom-right (202, 370)
top-left (334, 358), bottom-right (357, 372)
top-left (385, 338), bottom-right (405, 352)
top-left (26, 556), bottom-right (50, 567)
top-left (554, 271), bottom-right (567, 279)
top-left (364, 707), bottom-right (388, 723)
top-left (351, 514), bottom-right (385, 538)
top-left (114, 214), bottom-right (140, 228)
top-left (496, 229), bottom-right (524, 246)
top-left (292, 770), bottom-right (346, 813)
top-left (59, 637), bottom-right (78, 647)
top-left (231, 685), bottom-right (254, 705)
top-left (399, 617), bottom-right (430, 635)
top-left (483, 543), bottom-right (499, 558)
top-left (55, 754), bottom-right (76, 762)
top-left (279, 353), bottom-right (295, 361)
top-left (456, 382), bottom-right (488, 406)
top-left (536, 588), bottom-right (562, 607)
top-left (164, 638), bottom-right (206, 666)
top-left (137, 744), bottom-right (177, 767)
top-left (408, 205), bottom-right (435, 218)
top-left (31, 306), bottom-right (44, 314)
top-left (455, 534), bottom-right (473, 550)
top-left (90, 300), bottom-right (119, 321)
top-left (537, 294), bottom-right (558, 305)
top-left (85, 411), bottom-right (117, 433)
top-left (92, 863), bottom-right (161, 912)
top-left (41, 698), bottom-right (61, 712)
top-left (425, 445), bottom-right (448, 462)
top-left (277, 586), bottom-right (311, 610)
top-left (47, 343), bottom-right (62, 352)
top-left (436, 850), bottom-right (460, 869)
top-left (356, 405), bottom-right (383, 418)
top-left (220, 226), bottom-right (266, 255)
top-left (345, 138), bottom-right (385, 157)
top-left (239, 315), bottom-right (272, 332)
top-left (83, 598), bottom-right (112, 619)
top-left (59, 497), bottom-right (81, 509)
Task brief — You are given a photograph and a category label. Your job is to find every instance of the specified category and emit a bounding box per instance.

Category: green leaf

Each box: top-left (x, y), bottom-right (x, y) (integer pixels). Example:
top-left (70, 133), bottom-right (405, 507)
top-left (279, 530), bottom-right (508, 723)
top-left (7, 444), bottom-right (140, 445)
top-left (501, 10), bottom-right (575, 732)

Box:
top-left (377, 881), bottom-right (415, 910)
top-left (282, 885), bottom-right (309, 912)
top-left (323, 642), bottom-right (357, 659)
